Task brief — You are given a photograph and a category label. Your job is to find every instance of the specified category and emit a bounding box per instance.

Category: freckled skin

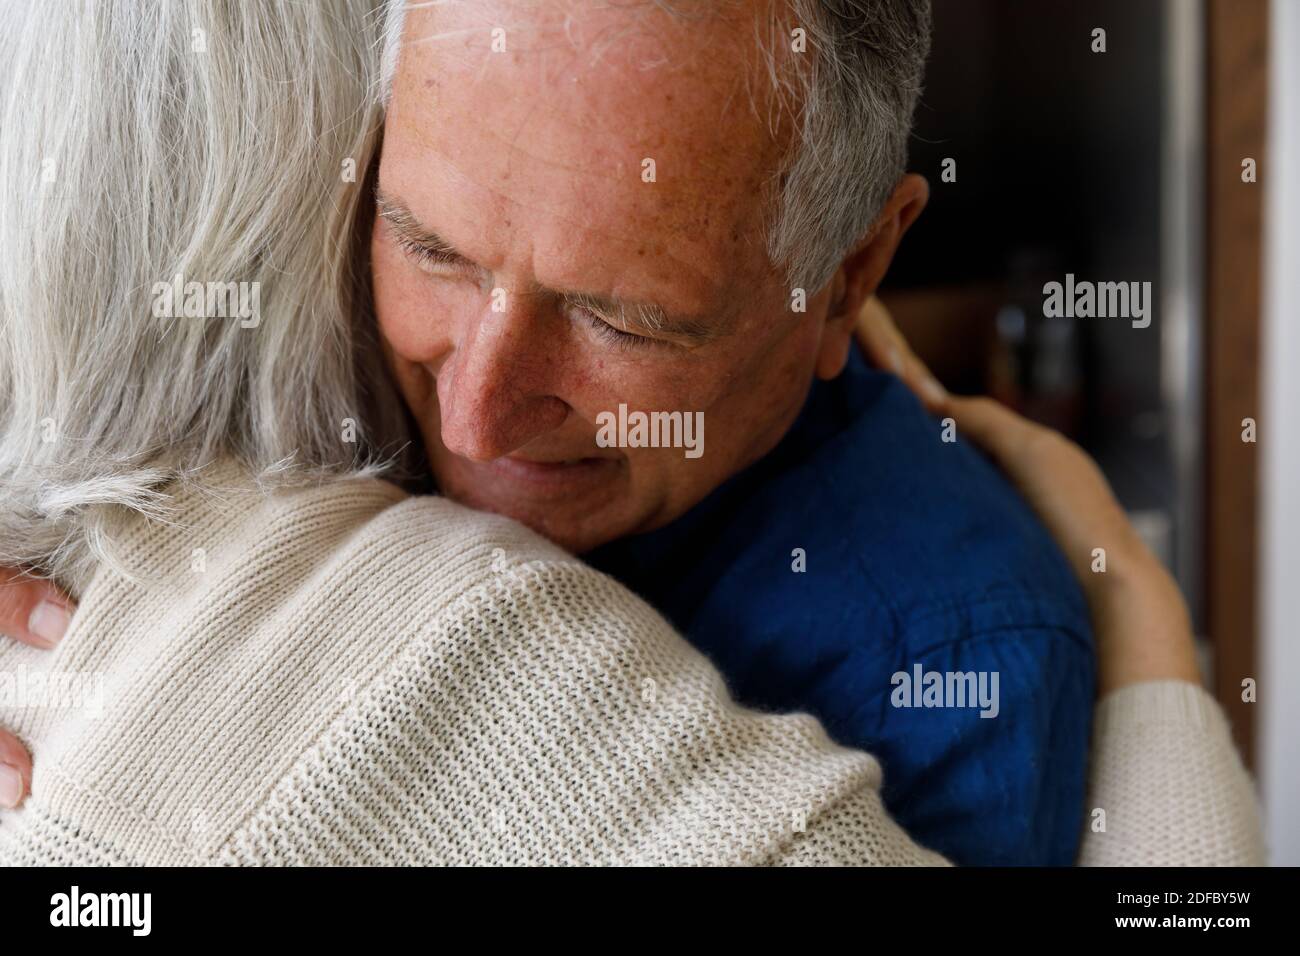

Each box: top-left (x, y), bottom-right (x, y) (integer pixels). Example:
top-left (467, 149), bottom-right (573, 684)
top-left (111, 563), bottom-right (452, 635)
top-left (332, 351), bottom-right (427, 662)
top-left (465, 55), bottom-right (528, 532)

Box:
top-left (371, 0), bottom-right (925, 553)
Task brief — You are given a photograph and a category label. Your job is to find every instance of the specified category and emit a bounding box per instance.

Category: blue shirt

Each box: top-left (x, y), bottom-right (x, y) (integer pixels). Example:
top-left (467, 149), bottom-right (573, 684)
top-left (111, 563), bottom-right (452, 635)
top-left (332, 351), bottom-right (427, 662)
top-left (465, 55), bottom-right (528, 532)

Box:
top-left (586, 346), bottom-right (1095, 866)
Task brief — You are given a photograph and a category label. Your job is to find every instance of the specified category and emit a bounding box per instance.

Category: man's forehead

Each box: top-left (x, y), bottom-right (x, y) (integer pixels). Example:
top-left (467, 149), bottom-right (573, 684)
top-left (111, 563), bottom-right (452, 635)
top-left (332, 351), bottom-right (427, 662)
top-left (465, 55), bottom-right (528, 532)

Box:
top-left (384, 0), bottom-right (789, 319)
top-left (393, 0), bottom-right (785, 173)
top-left (402, 0), bottom-right (751, 74)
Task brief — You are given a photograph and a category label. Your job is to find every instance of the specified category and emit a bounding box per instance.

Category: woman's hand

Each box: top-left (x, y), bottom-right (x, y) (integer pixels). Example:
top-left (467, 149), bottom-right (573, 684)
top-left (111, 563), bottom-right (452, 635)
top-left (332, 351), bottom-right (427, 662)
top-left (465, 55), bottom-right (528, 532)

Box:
top-left (0, 568), bottom-right (74, 808)
top-left (855, 296), bottom-right (951, 413)
top-left (856, 297), bottom-right (1201, 696)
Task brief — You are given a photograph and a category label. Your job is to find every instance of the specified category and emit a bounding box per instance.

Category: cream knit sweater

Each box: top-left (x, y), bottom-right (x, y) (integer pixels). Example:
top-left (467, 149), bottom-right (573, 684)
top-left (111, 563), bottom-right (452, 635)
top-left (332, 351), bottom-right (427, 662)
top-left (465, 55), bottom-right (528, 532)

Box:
top-left (0, 461), bottom-right (1266, 865)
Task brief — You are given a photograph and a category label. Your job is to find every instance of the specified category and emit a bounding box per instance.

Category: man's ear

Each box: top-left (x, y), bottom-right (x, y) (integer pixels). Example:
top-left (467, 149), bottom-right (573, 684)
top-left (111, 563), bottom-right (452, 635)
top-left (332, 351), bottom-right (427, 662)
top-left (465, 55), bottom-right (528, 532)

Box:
top-left (814, 173), bottom-right (929, 380)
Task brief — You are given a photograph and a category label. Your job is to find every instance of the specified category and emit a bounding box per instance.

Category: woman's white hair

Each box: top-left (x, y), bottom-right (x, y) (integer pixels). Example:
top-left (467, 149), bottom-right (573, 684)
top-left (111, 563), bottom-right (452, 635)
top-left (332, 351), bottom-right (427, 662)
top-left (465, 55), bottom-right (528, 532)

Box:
top-left (0, 0), bottom-right (408, 589)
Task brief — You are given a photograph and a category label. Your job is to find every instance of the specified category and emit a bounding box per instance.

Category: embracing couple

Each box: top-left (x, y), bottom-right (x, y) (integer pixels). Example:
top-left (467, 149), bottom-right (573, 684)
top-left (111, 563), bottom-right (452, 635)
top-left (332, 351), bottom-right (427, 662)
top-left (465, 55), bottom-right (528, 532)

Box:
top-left (0, 0), bottom-right (1262, 866)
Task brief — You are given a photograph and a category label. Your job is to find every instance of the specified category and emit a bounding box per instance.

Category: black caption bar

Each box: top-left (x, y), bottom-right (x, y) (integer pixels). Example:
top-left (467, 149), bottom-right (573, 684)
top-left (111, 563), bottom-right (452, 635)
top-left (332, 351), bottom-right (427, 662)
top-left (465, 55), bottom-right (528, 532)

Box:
top-left (0, 865), bottom-right (1288, 942)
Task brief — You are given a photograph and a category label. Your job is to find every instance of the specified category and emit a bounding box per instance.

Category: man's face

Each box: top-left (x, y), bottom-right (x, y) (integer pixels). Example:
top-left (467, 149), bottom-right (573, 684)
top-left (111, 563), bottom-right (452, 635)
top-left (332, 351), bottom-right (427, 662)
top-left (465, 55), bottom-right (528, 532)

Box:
top-left (371, 1), bottom-right (843, 553)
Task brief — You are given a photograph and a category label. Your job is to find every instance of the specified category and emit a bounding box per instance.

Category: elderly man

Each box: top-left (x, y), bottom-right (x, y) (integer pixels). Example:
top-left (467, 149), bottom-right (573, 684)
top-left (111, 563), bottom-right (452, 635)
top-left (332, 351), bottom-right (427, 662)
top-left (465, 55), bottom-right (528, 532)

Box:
top-left (365, 0), bottom-right (1093, 865)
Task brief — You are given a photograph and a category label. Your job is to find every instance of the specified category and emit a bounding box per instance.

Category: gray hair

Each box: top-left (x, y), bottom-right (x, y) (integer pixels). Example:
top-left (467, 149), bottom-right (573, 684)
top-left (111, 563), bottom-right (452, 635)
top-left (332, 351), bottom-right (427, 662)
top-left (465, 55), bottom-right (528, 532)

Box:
top-left (380, 0), bottom-right (932, 292)
top-left (0, 0), bottom-right (407, 588)
top-left (768, 0), bottom-right (931, 291)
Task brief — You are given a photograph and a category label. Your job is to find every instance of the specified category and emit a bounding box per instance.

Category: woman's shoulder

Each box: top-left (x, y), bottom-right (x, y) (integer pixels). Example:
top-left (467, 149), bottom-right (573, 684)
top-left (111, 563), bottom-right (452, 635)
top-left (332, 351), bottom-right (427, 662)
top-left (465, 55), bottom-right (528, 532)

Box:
top-left (88, 456), bottom-right (593, 677)
top-left (0, 459), bottom-right (598, 863)
top-left (26, 459), bottom-right (902, 866)
top-left (128, 456), bottom-right (580, 600)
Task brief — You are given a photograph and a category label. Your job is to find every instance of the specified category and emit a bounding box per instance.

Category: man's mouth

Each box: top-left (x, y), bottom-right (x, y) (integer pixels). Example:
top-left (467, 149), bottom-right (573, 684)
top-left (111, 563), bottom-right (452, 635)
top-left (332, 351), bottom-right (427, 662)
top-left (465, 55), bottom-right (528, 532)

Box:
top-left (508, 456), bottom-right (595, 468)
top-left (481, 453), bottom-right (621, 495)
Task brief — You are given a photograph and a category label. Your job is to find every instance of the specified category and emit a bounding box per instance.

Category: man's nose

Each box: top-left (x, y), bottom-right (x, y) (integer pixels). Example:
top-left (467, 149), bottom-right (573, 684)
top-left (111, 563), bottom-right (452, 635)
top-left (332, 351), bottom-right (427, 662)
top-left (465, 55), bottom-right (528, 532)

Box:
top-left (436, 298), bottom-right (570, 462)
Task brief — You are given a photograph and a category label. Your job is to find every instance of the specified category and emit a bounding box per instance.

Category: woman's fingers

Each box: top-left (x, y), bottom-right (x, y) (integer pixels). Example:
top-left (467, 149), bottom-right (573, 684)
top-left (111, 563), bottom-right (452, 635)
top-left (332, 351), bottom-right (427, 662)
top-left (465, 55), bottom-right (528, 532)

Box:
top-left (0, 728), bottom-right (31, 809)
top-left (0, 566), bottom-right (74, 650)
top-left (855, 295), bottom-right (905, 373)
top-left (855, 297), bottom-right (947, 412)
top-left (0, 567), bottom-right (64, 809)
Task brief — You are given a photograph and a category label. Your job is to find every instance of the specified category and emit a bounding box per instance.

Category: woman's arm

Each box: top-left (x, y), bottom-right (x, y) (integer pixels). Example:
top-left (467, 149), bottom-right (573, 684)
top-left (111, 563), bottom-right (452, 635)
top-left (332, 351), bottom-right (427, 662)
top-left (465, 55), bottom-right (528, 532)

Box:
top-left (854, 296), bottom-right (1264, 864)
top-left (854, 297), bottom-right (1201, 694)
top-left (208, 517), bottom-right (1259, 866)
top-left (0, 464), bottom-right (1267, 865)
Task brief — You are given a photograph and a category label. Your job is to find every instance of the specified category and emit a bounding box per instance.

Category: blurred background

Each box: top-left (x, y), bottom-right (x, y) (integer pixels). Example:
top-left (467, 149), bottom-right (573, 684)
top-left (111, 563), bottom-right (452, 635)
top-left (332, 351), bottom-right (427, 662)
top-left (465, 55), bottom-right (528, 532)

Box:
top-left (877, 0), bottom-right (1299, 864)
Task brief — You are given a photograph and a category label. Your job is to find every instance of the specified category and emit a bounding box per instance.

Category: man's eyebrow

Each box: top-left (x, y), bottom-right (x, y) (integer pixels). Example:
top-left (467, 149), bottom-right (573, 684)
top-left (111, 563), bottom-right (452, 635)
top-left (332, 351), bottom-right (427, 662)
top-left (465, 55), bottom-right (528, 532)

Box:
top-left (562, 290), bottom-right (724, 342)
top-left (375, 189), bottom-right (725, 343)
top-left (375, 190), bottom-right (466, 260)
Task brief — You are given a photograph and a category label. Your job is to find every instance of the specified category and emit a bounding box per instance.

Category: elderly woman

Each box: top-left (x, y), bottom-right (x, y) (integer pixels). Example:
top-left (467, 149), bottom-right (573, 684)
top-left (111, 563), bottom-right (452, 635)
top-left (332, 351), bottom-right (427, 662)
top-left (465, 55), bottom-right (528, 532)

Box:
top-left (0, 0), bottom-right (1263, 865)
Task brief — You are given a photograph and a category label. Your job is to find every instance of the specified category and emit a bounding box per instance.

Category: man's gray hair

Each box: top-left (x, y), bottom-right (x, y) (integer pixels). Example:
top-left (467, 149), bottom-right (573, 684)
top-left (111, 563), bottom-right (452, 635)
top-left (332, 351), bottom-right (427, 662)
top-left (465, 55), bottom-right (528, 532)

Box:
top-left (766, 0), bottom-right (931, 292)
top-left (380, 0), bottom-right (932, 292)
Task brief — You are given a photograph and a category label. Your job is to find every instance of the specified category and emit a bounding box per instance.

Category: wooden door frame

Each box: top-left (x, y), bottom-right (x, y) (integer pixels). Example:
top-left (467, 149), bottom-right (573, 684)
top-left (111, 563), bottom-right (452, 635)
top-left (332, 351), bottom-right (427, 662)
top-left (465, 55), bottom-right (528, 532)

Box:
top-left (1204, 0), bottom-right (1268, 768)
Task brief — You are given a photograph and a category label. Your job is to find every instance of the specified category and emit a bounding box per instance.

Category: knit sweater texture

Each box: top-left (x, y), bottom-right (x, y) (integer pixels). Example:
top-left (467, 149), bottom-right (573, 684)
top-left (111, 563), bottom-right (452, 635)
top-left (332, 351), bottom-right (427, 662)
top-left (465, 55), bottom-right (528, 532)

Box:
top-left (0, 461), bottom-right (1266, 865)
